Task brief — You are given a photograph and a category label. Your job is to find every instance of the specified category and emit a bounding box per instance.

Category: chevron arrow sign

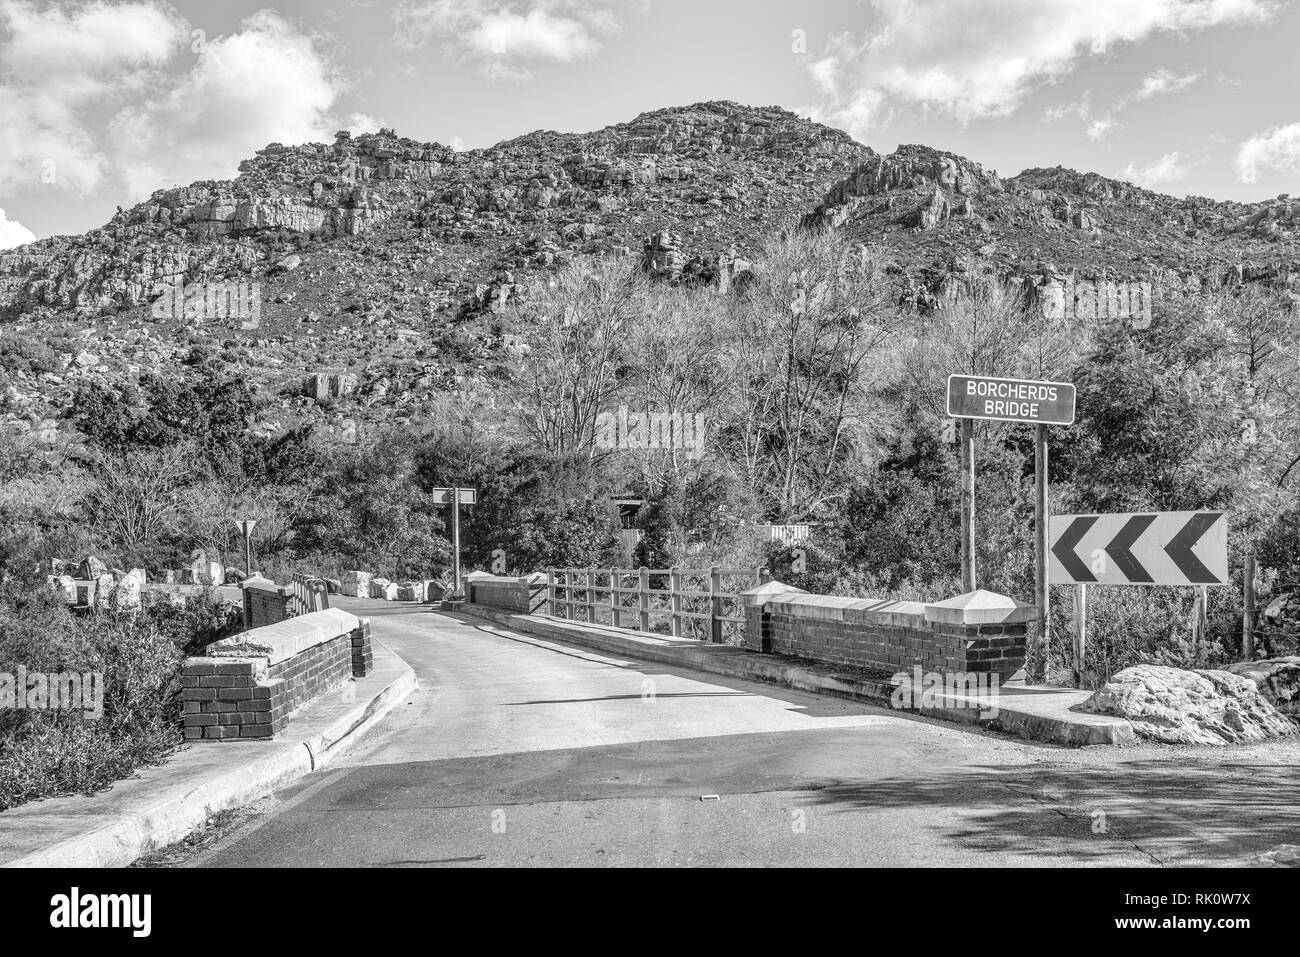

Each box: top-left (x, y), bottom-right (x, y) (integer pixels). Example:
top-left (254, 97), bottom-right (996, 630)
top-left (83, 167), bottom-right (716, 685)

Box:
top-left (1049, 512), bottom-right (1228, 586)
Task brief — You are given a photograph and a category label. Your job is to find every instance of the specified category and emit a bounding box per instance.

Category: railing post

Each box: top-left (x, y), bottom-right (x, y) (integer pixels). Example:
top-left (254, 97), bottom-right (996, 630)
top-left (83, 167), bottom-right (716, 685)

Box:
top-left (710, 565), bottom-right (723, 644)
top-left (547, 568), bottom-right (556, 616)
top-left (639, 566), bottom-right (650, 633)
top-left (609, 568), bottom-right (618, 628)
top-left (670, 566), bottom-right (682, 637)
top-left (586, 569), bottom-right (596, 623)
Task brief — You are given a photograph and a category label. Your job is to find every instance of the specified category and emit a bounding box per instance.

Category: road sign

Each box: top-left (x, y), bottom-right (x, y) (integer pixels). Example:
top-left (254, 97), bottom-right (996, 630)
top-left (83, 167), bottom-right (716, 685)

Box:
top-left (947, 375), bottom-right (1076, 426)
top-left (432, 488), bottom-right (476, 505)
top-left (432, 488), bottom-right (477, 594)
top-left (1049, 511), bottom-right (1228, 586)
top-left (233, 519), bottom-right (258, 538)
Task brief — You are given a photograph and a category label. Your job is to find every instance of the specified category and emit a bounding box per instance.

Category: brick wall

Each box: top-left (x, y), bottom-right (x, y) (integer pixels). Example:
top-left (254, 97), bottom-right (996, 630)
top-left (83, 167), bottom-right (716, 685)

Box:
top-left (469, 575), bottom-right (548, 614)
top-left (243, 580), bottom-right (290, 629)
top-left (350, 619), bottom-right (373, 676)
top-left (741, 585), bottom-right (1035, 682)
top-left (182, 609), bottom-right (372, 742)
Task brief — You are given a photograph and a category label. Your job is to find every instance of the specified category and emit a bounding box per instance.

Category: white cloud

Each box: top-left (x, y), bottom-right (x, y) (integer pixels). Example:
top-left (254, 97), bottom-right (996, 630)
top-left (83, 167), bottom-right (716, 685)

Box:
top-left (808, 0), bottom-right (1277, 138)
top-left (107, 10), bottom-right (345, 199)
top-left (1044, 92), bottom-right (1091, 122)
top-left (1133, 68), bottom-right (1202, 100)
top-left (1087, 117), bottom-right (1118, 141)
top-left (343, 112), bottom-right (386, 136)
top-left (1122, 151), bottom-right (1195, 187)
top-left (395, 0), bottom-right (646, 79)
top-left (1, 4), bottom-right (352, 202)
top-left (1235, 122), bottom-right (1300, 183)
top-left (0, 207), bottom-right (36, 249)
top-left (0, 0), bottom-right (184, 194)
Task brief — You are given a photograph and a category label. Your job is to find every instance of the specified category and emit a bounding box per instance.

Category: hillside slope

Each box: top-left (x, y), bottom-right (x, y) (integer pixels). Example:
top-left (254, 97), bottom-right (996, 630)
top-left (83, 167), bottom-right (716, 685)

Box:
top-left (2, 102), bottom-right (1297, 450)
top-left (0, 101), bottom-right (870, 445)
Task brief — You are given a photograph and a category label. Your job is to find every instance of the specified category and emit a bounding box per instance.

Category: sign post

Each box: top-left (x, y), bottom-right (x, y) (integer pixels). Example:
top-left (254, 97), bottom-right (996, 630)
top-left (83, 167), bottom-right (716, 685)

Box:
top-left (233, 519), bottom-right (257, 577)
top-left (947, 374), bottom-right (1076, 669)
top-left (961, 418), bottom-right (976, 592)
top-left (1074, 583), bottom-right (1087, 683)
top-left (432, 487), bottom-right (477, 596)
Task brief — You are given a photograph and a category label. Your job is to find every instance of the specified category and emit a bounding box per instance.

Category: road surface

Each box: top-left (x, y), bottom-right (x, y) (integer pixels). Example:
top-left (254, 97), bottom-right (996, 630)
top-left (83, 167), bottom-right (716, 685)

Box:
top-left (161, 599), bottom-right (1300, 867)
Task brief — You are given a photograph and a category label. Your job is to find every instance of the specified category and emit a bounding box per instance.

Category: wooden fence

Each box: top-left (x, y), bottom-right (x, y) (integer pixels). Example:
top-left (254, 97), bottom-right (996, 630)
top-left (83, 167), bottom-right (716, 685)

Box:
top-left (546, 566), bottom-right (768, 643)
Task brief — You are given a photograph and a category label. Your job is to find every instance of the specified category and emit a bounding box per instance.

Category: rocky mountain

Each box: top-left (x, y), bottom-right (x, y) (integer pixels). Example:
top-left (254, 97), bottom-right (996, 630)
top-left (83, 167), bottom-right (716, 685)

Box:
top-left (803, 143), bottom-right (1300, 306)
top-left (0, 101), bottom-right (871, 447)
top-left (1, 100), bottom-right (1296, 451)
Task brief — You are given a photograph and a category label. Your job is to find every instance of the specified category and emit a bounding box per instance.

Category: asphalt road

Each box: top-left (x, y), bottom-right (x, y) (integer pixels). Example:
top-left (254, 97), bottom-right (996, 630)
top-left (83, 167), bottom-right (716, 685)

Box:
top-left (174, 599), bottom-right (1300, 868)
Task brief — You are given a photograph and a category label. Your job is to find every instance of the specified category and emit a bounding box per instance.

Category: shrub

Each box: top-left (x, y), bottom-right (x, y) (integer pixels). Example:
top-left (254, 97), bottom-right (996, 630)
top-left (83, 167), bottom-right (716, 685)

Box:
top-left (0, 580), bottom-right (237, 811)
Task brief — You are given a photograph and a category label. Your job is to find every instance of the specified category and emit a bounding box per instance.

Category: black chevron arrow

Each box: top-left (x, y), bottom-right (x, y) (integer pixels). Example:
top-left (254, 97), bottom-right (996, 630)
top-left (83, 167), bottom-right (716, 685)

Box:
top-left (1164, 513), bottom-right (1222, 584)
top-left (1052, 516), bottom-right (1098, 582)
top-left (1105, 514), bottom-right (1157, 583)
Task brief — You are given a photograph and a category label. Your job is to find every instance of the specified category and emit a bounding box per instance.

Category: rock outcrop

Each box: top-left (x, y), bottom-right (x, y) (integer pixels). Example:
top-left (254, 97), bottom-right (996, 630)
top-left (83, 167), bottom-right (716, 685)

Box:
top-left (1221, 657), bottom-right (1300, 718)
top-left (1080, 664), bottom-right (1298, 745)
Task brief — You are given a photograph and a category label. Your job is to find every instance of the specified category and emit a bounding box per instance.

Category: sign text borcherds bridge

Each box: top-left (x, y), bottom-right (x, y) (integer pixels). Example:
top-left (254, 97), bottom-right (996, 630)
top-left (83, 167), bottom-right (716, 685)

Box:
top-left (947, 374), bottom-right (1076, 426)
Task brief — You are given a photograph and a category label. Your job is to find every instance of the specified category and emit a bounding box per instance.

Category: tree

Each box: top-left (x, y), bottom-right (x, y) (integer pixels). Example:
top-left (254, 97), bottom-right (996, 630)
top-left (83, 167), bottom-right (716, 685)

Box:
top-left (507, 258), bottom-right (641, 457)
top-left (717, 231), bottom-right (903, 522)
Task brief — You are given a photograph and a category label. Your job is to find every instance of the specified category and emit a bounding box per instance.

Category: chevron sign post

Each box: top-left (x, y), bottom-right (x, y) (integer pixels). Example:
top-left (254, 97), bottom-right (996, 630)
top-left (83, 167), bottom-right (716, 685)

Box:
top-left (1049, 511), bottom-right (1229, 587)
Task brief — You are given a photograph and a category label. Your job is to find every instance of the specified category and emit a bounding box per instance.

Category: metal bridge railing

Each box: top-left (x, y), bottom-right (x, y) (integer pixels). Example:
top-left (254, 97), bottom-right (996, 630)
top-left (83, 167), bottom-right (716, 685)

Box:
top-left (545, 566), bottom-right (768, 644)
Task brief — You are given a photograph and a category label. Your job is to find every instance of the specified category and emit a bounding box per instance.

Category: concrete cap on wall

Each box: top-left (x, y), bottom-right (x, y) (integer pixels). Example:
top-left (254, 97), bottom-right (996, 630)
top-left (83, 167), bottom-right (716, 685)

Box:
top-left (523, 572), bottom-right (548, 584)
top-left (924, 590), bottom-right (1039, 626)
top-left (464, 570), bottom-right (494, 581)
top-left (205, 608), bottom-right (362, 666)
top-left (739, 580), bottom-right (807, 607)
top-left (240, 573), bottom-right (278, 592)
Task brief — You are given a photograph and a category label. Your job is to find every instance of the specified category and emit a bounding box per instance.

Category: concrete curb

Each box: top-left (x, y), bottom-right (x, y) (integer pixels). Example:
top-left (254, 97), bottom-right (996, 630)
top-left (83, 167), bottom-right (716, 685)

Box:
top-left (3, 651), bottom-right (417, 868)
top-left (461, 606), bottom-right (1135, 748)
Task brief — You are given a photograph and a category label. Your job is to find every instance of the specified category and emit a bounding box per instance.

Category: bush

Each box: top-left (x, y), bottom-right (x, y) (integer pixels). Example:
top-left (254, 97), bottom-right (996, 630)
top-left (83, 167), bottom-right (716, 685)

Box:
top-left (0, 581), bottom-right (237, 811)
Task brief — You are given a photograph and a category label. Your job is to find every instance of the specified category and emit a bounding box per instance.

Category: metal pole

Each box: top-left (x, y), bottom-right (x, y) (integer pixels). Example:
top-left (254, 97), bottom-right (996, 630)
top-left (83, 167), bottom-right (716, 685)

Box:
top-left (1243, 553), bottom-right (1256, 660)
top-left (243, 527), bottom-right (253, 578)
top-left (960, 418), bottom-right (977, 592)
top-left (710, 565), bottom-right (723, 644)
top-left (1074, 583), bottom-right (1087, 686)
top-left (1034, 424), bottom-right (1049, 675)
top-left (452, 487), bottom-right (462, 595)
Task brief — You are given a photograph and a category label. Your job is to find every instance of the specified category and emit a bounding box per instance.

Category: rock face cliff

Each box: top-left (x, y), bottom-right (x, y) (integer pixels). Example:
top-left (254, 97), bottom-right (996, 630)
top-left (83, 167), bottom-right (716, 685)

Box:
top-left (1, 101), bottom-right (1296, 449)
top-left (802, 143), bottom-right (1300, 302)
top-left (0, 102), bottom-right (872, 444)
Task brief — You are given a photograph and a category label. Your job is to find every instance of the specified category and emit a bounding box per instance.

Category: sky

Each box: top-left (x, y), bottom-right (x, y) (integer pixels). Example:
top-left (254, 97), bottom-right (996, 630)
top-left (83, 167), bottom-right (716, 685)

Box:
top-left (1, 0), bottom-right (1299, 247)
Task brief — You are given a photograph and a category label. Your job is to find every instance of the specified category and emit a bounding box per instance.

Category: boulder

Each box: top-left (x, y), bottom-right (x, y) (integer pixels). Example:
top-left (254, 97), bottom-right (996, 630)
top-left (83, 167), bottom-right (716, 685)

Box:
top-left (424, 579), bottom-right (449, 603)
top-left (324, 578), bottom-right (341, 595)
top-left (341, 571), bottom-right (371, 598)
top-left (368, 576), bottom-right (391, 598)
top-left (78, 556), bottom-right (108, 580)
top-left (396, 582), bottom-right (421, 601)
top-left (1221, 657), bottom-right (1300, 718)
top-left (195, 560), bottom-right (224, 586)
top-left (224, 568), bottom-right (247, 584)
top-left (1080, 664), bottom-right (1297, 745)
top-left (48, 574), bottom-right (77, 602)
top-left (93, 572), bottom-right (115, 610)
top-left (109, 575), bottom-right (142, 611)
